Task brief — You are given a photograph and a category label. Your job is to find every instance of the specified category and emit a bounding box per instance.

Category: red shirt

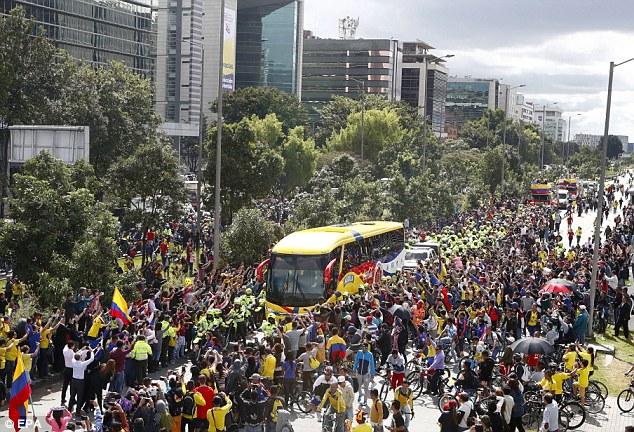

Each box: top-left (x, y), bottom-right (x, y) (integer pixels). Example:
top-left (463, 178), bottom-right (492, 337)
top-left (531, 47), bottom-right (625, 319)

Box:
top-left (159, 242), bottom-right (168, 255)
top-left (146, 230), bottom-right (155, 241)
top-left (194, 385), bottom-right (215, 419)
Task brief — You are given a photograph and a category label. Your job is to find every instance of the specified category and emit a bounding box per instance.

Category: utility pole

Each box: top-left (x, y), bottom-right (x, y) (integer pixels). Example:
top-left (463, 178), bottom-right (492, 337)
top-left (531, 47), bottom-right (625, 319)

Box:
top-left (360, 83), bottom-right (365, 161)
top-left (540, 105), bottom-right (546, 170)
top-left (212, 0), bottom-right (225, 270)
top-left (588, 58), bottom-right (634, 336)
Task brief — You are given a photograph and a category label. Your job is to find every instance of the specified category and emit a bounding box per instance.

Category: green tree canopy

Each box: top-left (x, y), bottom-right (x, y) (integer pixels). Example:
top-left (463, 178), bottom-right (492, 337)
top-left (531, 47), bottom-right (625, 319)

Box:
top-left (222, 208), bottom-right (278, 265)
top-left (280, 126), bottom-right (318, 193)
top-left (217, 87), bottom-right (308, 132)
top-left (327, 108), bottom-right (405, 162)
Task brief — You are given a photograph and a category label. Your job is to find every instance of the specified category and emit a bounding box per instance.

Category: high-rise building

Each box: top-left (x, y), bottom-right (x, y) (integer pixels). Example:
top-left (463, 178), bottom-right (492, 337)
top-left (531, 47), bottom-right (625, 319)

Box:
top-left (235, 0), bottom-right (304, 96)
top-left (301, 38), bottom-right (402, 119)
top-left (1, 0), bottom-right (154, 77)
top-left (510, 94), bottom-right (534, 123)
top-left (444, 77), bottom-right (500, 137)
top-left (533, 105), bottom-right (566, 142)
top-left (154, 0), bottom-right (238, 129)
top-left (400, 42), bottom-right (448, 135)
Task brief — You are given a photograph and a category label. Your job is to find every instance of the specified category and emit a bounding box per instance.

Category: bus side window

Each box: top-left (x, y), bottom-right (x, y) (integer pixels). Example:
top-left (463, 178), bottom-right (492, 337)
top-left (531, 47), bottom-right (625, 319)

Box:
top-left (330, 247), bottom-right (342, 281)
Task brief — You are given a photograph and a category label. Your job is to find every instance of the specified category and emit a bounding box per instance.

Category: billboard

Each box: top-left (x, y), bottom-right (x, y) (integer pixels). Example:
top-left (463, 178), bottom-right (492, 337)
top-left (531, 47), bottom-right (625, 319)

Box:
top-left (9, 126), bottom-right (89, 164)
top-left (223, 6), bottom-right (236, 91)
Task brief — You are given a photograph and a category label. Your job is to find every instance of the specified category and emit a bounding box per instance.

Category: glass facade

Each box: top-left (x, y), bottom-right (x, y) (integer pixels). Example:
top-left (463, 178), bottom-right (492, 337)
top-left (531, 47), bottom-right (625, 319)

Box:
top-left (400, 67), bottom-right (420, 106)
top-left (445, 80), bottom-right (495, 133)
top-left (427, 69), bottom-right (447, 135)
top-left (236, 0), bottom-right (299, 94)
top-left (1, 0), bottom-right (155, 77)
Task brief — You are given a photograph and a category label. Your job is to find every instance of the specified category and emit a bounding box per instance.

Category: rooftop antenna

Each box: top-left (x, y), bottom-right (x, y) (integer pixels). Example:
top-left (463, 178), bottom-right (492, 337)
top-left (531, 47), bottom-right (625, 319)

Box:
top-left (338, 16), bottom-right (359, 40)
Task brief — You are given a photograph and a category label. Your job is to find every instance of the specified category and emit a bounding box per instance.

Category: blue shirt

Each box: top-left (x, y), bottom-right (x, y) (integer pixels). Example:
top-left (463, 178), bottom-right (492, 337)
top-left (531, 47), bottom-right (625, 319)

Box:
top-left (282, 360), bottom-right (296, 379)
top-left (353, 350), bottom-right (376, 376)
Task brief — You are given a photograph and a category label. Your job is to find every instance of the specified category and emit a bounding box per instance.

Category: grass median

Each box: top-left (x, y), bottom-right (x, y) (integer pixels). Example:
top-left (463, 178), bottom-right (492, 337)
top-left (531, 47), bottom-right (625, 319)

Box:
top-left (592, 329), bottom-right (634, 396)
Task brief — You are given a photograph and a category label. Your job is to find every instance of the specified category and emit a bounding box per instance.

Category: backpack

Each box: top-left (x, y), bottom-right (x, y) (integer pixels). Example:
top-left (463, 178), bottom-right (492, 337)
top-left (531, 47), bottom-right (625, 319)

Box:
top-left (515, 363), bottom-right (530, 382)
top-left (379, 400), bottom-right (389, 420)
top-left (182, 393), bottom-right (196, 417)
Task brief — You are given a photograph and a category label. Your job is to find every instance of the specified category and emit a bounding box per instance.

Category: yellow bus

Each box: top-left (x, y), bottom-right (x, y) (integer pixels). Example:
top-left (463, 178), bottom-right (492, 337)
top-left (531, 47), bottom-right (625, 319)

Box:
top-left (257, 221), bottom-right (405, 314)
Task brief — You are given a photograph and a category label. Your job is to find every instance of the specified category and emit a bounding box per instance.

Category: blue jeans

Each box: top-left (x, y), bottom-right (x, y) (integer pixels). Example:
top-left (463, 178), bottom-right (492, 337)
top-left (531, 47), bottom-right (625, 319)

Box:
top-left (110, 371), bottom-right (124, 393)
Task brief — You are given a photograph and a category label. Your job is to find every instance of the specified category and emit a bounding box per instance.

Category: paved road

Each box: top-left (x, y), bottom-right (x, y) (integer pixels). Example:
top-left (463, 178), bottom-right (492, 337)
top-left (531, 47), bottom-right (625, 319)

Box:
top-left (4, 173), bottom-right (634, 431)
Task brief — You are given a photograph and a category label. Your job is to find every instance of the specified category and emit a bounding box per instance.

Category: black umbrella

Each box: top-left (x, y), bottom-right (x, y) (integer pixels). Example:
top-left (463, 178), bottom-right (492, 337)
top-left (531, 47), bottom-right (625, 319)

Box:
top-left (510, 337), bottom-right (554, 355)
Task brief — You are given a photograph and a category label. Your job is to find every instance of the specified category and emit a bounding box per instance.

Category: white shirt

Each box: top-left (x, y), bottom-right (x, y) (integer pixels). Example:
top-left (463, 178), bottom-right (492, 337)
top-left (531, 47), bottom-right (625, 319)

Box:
top-left (502, 394), bottom-right (514, 424)
top-left (458, 400), bottom-right (473, 428)
top-left (542, 401), bottom-right (559, 432)
top-left (71, 355), bottom-right (95, 379)
top-left (63, 346), bottom-right (75, 368)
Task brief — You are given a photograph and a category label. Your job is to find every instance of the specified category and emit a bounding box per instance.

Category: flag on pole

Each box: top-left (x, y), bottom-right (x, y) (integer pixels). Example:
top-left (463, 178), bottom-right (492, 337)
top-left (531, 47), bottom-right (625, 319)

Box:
top-left (8, 354), bottom-right (31, 431)
top-left (110, 287), bottom-right (131, 324)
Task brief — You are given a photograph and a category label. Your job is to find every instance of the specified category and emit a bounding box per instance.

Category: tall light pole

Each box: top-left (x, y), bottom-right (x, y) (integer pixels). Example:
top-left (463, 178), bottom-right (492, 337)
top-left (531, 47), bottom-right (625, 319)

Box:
top-left (186, 38), bottom-right (206, 255)
top-left (540, 102), bottom-right (558, 170)
top-left (588, 57), bottom-right (634, 337)
top-left (348, 77), bottom-right (366, 161)
top-left (501, 84), bottom-right (525, 195)
top-left (212, 0), bottom-right (225, 270)
top-left (566, 113), bottom-right (582, 161)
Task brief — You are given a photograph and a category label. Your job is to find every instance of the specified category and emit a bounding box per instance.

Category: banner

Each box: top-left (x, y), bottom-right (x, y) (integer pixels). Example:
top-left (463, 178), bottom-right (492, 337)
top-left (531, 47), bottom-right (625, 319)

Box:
top-left (223, 7), bottom-right (236, 91)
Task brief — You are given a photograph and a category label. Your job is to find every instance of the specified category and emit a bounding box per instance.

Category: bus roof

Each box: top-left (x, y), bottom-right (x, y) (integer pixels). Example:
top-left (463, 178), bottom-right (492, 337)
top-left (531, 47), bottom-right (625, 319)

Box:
top-left (272, 221), bottom-right (403, 255)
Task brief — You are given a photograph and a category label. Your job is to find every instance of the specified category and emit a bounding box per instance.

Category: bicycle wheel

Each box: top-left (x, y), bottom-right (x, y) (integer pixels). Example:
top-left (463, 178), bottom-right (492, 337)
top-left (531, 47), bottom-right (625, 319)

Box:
top-left (560, 401), bottom-right (586, 430)
top-left (558, 408), bottom-right (570, 432)
top-left (584, 390), bottom-right (605, 414)
top-left (589, 380), bottom-right (609, 399)
top-left (437, 393), bottom-right (459, 412)
top-left (296, 391), bottom-right (313, 414)
top-left (617, 388), bottom-right (634, 413)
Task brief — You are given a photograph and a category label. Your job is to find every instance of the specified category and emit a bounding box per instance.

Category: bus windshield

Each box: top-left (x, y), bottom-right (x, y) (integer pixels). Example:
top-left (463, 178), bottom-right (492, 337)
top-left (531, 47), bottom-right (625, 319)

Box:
top-left (267, 253), bottom-right (329, 307)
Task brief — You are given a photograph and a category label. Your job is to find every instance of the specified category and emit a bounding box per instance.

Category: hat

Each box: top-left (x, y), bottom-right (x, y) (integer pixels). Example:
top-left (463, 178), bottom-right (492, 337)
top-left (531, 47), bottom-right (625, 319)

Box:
top-left (250, 373), bottom-right (261, 381)
top-left (337, 376), bottom-right (346, 383)
top-left (579, 305), bottom-right (586, 310)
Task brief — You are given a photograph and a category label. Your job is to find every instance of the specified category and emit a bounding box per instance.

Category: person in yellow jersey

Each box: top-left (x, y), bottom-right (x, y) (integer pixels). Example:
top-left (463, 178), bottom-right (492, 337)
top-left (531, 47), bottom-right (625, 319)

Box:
top-left (562, 344), bottom-right (577, 372)
top-left (129, 334), bottom-right (153, 386)
top-left (575, 226), bottom-right (582, 246)
top-left (260, 347), bottom-right (276, 381)
top-left (318, 382), bottom-right (347, 432)
top-left (573, 358), bottom-right (592, 403)
top-left (539, 368), bottom-right (571, 403)
top-left (38, 314), bottom-right (63, 379)
top-left (393, 381), bottom-right (414, 428)
top-left (20, 342), bottom-right (40, 383)
top-left (87, 313), bottom-right (106, 341)
top-left (207, 392), bottom-right (232, 432)
top-left (352, 410), bottom-right (372, 432)
top-left (525, 303), bottom-right (541, 336)
top-left (4, 329), bottom-right (28, 388)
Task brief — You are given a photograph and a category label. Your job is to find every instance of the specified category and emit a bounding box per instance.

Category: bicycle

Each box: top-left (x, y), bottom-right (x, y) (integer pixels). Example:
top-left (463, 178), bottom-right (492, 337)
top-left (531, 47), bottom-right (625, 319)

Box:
top-left (523, 389), bottom-right (585, 430)
top-left (521, 391), bottom-right (571, 432)
top-left (286, 381), bottom-right (312, 414)
top-left (617, 378), bottom-right (634, 413)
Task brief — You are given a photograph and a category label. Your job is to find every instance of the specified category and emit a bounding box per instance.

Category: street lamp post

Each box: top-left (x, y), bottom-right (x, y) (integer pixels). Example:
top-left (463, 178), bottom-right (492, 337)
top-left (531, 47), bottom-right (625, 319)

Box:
top-left (212, 0), bottom-right (225, 270)
top-left (501, 84), bottom-right (525, 195)
top-left (566, 113), bottom-right (582, 161)
top-left (185, 38), bottom-right (206, 255)
top-left (588, 57), bottom-right (634, 337)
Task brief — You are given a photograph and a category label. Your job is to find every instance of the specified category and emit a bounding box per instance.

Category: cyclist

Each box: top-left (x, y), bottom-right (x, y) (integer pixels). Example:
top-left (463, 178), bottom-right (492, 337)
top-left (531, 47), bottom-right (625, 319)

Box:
top-left (318, 382), bottom-right (346, 432)
top-left (393, 381), bottom-right (414, 429)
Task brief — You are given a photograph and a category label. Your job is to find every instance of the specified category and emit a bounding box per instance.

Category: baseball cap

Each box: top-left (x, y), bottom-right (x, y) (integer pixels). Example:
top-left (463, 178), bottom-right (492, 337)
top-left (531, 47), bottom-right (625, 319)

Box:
top-left (337, 376), bottom-right (346, 383)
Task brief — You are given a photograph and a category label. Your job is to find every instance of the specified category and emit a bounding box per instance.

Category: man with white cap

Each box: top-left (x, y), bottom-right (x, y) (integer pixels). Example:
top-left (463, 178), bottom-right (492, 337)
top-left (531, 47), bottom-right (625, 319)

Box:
top-left (338, 375), bottom-right (355, 422)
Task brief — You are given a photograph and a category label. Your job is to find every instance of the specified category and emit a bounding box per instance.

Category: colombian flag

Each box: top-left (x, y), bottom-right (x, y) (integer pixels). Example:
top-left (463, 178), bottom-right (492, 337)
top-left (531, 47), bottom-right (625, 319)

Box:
top-left (110, 287), bottom-right (131, 325)
top-left (327, 335), bottom-right (347, 362)
top-left (9, 354), bottom-right (31, 431)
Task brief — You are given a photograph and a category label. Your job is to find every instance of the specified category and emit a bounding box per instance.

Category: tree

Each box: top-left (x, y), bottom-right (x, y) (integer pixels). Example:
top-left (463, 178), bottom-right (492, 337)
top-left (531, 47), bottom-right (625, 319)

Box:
top-left (217, 87), bottom-right (308, 132)
top-left (479, 146), bottom-right (504, 194)
top-left (58, 62), bottom-right (160, 176)
top-left (0, 7), bottom-right (66, 126)
top-left (106, 138), bottom-right (185, 263)
top-left (328, 108), bottom-right (405, 162)
top-left (0, 152), bottom-right (119, 308)
top-left (603, 135), bottom-right (624, 160)
top-left (205, 118), bottom-right (284, 222)
top-left (280, 127), bottom-right (318, 192)
top-left (222, 208), bottom-right (277, 265)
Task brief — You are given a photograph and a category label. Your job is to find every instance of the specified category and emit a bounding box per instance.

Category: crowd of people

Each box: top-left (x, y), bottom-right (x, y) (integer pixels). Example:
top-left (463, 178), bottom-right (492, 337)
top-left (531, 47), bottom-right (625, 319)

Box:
top-left (1, 172), bottom-right (634, 432)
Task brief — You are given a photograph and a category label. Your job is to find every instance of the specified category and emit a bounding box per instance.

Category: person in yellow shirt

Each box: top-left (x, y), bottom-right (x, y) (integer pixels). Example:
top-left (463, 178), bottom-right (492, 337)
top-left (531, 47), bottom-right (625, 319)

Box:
top-left (4, 330), bottom-right (28, 388)
top-left (352, 410), bottom-right (372, 432)
top-left (88, 315), bottom-right (106, 339)
top-left (260, 348), bottom-right (276, 380)
top-left (574, 359), bottom-right (591, 403)
top-left (207, 393), bottom-right (233, 432)
top-left (539, 369), bottom-right (571, 402)
top-left (319, 382), bottom-right (346, 431)
top-left (394, 381), bottom-right (414, 428)
top-left (182, 380), bottom-right (206, 431)
top-left (562, 345), bottom-right (577, 372)
top-left (130, 335), bottom-right (153, 385)
top-left (38, 315), bottom-right (63, 379)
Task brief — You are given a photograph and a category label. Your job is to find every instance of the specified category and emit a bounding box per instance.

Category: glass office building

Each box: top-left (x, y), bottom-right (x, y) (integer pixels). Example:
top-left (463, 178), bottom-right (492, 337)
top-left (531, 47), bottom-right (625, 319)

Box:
top-left (1, 0), bottom-right (155, 77)
top-left (445, 78), bottom-right (499, 135)
top-left (236, 0), bottom-right (303, 95)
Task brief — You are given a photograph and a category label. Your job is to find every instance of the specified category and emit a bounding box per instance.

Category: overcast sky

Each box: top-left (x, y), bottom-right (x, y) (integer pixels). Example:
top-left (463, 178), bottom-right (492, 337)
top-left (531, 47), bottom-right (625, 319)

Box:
top-left (304, 0), bottom-right (634, 142)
